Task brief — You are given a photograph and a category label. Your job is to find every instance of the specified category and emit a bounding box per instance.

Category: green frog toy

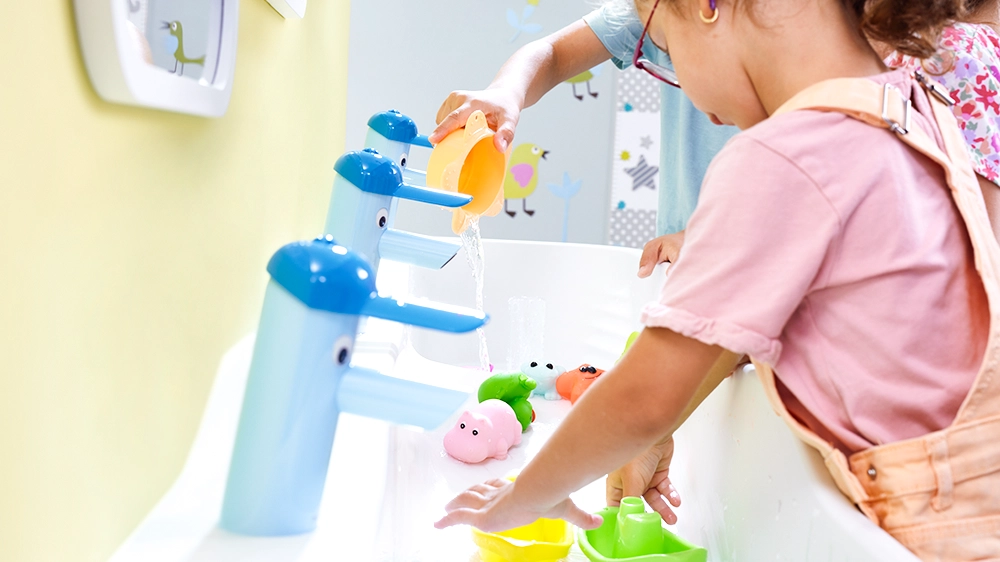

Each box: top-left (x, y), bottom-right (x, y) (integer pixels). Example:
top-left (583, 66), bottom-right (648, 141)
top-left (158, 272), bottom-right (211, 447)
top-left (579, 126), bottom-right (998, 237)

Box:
top-left (478, 372), bottom-right (536, 431)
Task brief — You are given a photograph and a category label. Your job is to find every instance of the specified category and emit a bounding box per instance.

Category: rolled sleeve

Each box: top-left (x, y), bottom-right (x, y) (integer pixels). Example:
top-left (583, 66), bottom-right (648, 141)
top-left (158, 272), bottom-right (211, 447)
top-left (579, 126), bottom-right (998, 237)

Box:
top-left (583, 6), bottom-right (643, 70)
top-left (643, 135), bottom-right (841, 365)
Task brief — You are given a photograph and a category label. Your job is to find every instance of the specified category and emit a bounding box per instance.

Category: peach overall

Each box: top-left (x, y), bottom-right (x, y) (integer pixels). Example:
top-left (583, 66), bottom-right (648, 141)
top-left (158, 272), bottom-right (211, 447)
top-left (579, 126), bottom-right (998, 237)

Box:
top-left (752, 75), bottom-right (1000, 561)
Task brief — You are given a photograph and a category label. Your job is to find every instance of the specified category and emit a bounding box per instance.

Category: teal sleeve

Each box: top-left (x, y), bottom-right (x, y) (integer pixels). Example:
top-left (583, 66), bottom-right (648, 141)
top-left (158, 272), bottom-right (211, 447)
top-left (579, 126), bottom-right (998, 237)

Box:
top-left (583, 6), bottom-right (644, 70)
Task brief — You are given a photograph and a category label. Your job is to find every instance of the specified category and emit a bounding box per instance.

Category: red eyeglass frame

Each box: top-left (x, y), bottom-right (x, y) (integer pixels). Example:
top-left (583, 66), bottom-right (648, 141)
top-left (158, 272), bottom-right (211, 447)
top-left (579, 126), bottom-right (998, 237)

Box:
top-left (631, 0), bottom-right (681, 88)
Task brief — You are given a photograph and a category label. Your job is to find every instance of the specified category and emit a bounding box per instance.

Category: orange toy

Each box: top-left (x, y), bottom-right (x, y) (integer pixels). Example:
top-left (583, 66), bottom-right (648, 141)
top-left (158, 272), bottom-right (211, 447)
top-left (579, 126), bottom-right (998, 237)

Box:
top-left (555, 364), bottom-right (605, 404)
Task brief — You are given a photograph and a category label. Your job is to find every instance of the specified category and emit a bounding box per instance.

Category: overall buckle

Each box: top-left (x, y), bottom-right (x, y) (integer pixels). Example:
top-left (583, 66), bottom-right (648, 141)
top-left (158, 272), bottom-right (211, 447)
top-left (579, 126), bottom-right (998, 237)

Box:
top-left (914, 69), bottom-right (955, 107)
top-left (882, 83), bottom-right (912, 135)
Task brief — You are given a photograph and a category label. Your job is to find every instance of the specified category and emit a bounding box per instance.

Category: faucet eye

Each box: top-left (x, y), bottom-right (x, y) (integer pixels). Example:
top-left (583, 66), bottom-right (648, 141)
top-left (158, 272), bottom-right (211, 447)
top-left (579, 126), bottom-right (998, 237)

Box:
top-left (460, 423), bottom-right (465, 429)
top-left (546, 363), bottom-right (553, 369)
top-left (530, 361), bottom-right (537, 368)
top-left (588, 366), bottom-right (598, 374)
top-left (333, 335), bottom-right (353, 365)
top-left (399, 153), bottom-right (408, 169)
top-left (376, 208), bottom-right (389, 229)
top-left (472, 429), bottom-right (478, 436)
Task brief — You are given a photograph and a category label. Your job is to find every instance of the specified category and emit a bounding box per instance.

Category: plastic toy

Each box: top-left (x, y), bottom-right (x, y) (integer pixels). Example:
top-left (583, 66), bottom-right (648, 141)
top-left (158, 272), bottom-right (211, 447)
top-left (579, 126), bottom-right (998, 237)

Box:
top-left (443, 399), bottom-right (522, 463)
top-left (425, 110), bottom-right (509, 234)
top-left (472, 516), bottom-right (574, 562)
top-left (578, 497), bottom-right (707, 562)
top-left (619, 332), bottom-right (640, 363)
top-left (523, 361), bottom-right (563, 401)
top-left (324, 148), bottom-right (470, 274)
top-left (220, 236), bottom-right (488, 536)
top-left (471, 475), bottom-right (575, 561)
top-left (556, 364), bottom-right (606, 404)
top-left (478, 372), bottom-right (537, 431)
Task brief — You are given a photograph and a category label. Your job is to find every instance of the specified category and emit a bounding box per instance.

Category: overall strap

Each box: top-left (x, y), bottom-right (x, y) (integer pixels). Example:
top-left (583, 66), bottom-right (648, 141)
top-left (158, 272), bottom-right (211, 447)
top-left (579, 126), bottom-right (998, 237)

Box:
top-left (752, 359), bottom-right (878, 522)
top-left (750, 75), bottom-right (1000, 522)
top-left (772, 75), bottom-right (1000, 424)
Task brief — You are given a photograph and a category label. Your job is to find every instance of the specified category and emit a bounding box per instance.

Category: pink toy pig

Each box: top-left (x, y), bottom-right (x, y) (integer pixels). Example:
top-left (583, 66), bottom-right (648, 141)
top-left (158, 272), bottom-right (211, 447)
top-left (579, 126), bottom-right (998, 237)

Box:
top-left (443, 399), bottom-right (522, 463)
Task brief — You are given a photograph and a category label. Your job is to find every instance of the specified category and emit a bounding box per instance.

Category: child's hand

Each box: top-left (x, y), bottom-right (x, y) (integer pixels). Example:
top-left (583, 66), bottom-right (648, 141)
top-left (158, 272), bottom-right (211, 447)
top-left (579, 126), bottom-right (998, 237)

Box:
top-left (434, 478), bottom-right (602, 532)
top-left (638, 231), bottom-right (686, 278)
top-left (430, 89), bottom-right (522, 153)
top-left (606, 436), bottom-right (681, 524)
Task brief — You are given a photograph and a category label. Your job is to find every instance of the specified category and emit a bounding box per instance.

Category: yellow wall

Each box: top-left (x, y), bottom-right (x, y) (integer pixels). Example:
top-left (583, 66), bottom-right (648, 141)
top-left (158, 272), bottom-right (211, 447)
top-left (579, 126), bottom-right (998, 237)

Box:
top-left (0, 2), bottom-right (349, 560)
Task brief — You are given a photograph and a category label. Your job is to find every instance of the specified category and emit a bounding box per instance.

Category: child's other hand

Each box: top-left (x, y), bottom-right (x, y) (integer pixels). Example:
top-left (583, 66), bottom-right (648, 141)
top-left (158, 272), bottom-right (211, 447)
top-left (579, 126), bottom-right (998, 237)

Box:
top-left (434, 478), bottom-right (602, 532)
top-left (430, 89), bottom-right (522, 153)
top-left (638, 231), bottom-right (686, 278)
top-left (606, 436), bottom-right (681, 524)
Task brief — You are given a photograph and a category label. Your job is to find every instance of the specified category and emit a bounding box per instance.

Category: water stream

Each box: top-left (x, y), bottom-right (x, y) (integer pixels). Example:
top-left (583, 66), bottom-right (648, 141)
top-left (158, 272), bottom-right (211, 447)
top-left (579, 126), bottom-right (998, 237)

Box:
top-left (459, 219), bottom-right (490, 372)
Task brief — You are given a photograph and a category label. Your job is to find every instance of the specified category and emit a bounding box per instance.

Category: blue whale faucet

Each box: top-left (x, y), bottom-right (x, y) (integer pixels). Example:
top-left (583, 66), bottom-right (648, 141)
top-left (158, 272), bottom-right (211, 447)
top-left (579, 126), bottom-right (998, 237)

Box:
top-left (363, 109), bottom-right (434, 185)
top-left (324, 147), bottom-right (465, 273)
top-left (220, 236), bottom-right (488, 536)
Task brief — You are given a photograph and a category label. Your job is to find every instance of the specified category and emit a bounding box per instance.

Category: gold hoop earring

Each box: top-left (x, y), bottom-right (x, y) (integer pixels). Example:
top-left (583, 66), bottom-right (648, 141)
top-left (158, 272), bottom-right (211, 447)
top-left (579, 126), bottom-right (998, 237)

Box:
top-left (699, 7), bottom-right (719, 23)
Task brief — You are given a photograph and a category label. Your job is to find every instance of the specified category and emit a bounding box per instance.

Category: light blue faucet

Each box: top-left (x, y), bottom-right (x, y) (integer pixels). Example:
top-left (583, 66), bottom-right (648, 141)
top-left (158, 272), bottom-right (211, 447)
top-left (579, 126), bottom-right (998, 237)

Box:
top-left (325, 111), bottom-right (463, 273)
top-left (220, 236), bottom-right (488, 536)
top-left (363, 109), bottom-right (433, 183)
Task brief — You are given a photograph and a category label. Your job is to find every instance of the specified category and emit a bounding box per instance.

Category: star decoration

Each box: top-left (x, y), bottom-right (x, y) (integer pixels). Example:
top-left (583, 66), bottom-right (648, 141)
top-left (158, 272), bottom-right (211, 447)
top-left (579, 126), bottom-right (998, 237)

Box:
top-left (639, 136), bottom-right (653, 149)
top-left (623, 155), bottom-right (658, 191)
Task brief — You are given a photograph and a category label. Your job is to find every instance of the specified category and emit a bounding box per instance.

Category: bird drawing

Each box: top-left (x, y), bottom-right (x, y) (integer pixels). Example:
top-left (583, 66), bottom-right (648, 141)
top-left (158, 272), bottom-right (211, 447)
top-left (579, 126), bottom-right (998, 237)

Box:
top-left (161, 21), bottom-right (204, 76)
top-left (565, 64), bottom-right (602, 100)
top-left (504, 144), bottom-right (549, 217)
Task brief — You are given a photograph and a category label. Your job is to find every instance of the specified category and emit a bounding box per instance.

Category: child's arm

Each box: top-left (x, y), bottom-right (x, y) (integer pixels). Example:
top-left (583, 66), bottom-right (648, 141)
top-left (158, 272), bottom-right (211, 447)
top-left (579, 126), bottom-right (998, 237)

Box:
top-left (435, 328), bottom-right (724, 533)
top-left (606, 349), bottom-right (743, 523)
top-left (429, 20), bottom-right (612, 152)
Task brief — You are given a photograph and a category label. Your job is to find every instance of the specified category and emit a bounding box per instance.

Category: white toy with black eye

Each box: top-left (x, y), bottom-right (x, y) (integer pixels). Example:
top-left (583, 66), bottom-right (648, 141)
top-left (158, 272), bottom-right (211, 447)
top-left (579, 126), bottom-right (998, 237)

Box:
top-left (523, 361), bottom-right (564, 400)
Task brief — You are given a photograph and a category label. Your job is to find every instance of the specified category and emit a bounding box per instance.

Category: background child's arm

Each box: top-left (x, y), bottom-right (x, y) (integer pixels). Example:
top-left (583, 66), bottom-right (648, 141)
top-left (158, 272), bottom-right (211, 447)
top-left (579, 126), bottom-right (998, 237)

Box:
top-left (436, 328), bottom-right (725, 532)
top-left (429, 20), bottom-right (611, 152)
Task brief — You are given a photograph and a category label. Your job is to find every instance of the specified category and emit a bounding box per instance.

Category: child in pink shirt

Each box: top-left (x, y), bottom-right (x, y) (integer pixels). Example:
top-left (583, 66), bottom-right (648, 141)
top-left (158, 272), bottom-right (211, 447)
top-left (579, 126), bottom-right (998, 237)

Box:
top-left (437, 0), bottom-right (994, 558)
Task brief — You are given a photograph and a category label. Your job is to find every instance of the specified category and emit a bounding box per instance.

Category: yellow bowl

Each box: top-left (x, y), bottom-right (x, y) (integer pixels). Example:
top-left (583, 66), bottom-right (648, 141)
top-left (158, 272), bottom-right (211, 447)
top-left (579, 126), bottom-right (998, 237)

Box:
top-left (425, 110), bottom-right (509, 234)
top-left (471, 518), bottom-right (574, 562)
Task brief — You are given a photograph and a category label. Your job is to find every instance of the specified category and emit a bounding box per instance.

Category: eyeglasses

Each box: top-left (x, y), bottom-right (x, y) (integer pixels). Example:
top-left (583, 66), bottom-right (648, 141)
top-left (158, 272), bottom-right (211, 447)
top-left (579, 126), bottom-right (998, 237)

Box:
top-left (632, 0), bottom-right (681, 88)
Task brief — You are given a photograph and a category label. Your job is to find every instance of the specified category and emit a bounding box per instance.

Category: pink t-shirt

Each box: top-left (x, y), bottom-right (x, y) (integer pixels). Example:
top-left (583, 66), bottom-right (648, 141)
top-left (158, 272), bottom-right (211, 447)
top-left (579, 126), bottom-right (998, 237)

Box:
top-left (642, 70), bottom-right (989, 454)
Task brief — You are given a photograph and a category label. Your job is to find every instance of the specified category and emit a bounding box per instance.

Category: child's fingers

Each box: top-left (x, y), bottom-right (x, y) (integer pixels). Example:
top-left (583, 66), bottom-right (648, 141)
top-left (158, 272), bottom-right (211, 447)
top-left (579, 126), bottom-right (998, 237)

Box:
top-left (495, 121), bottom-right (516, 153)
top-left (435, 91), bottom-right (467, 125)
top-left (433, 507), bottom-right (480, 529)
top-left (643, 489), bottom-right (678, 525)
top-left (605, 479), bottom-right (624, 506)
top-left (430, 108), bottom-right (469, 144)
top-left (638, 242), bottom-right (661, 278)
top-left (444, 489), bottom-right (488, 511)
top-left (555, 499), bottom-right (604, 530)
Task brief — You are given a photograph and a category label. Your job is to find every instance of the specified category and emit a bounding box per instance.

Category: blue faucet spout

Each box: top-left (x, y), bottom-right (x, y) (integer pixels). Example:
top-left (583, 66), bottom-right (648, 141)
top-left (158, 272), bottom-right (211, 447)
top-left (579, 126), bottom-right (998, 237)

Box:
top-left (379, 228), bottom-right (461, 269)
top-left (339, 366), bottom-right (468, 429)
top-left (401, 167), bottom-right (427, 186)
top-left (412, 134), bottom-right (434, 149)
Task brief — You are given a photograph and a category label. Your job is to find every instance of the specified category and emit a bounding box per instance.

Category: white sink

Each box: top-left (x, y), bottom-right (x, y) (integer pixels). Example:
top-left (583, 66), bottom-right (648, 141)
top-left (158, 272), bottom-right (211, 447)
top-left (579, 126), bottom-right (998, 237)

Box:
top-left (109, 240), bottom-right (918, 562)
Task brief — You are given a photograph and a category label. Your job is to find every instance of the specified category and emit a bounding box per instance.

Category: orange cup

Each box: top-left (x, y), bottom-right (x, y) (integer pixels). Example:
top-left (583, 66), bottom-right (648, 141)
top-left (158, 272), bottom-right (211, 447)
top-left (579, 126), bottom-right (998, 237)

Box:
top-left (426, 111), bottom-right (510, 234)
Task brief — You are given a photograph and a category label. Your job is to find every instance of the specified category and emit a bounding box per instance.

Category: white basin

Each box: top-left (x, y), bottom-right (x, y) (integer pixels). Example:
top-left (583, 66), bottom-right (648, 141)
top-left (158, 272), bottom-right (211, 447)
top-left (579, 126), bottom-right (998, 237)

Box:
top-left (109, 240), bottom-right (918, 562)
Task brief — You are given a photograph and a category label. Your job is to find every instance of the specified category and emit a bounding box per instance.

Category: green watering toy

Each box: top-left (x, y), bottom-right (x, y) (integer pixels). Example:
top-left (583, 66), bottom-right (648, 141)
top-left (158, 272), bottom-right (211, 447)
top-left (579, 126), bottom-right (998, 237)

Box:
top-left (578, 497), bottom-right (707, 562)
top-left (478, 372), bottom-right (536, 431)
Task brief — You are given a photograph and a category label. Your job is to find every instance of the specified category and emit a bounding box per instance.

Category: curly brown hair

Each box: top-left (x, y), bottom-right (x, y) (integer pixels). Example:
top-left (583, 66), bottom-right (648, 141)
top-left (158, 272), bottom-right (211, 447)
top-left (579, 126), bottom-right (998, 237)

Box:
top-left (629, 0), bottom-right (967, 58)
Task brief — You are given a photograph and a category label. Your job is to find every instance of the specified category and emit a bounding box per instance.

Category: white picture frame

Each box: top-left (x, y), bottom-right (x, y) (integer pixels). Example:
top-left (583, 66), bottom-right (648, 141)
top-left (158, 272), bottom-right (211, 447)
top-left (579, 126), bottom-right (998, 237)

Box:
top-left (265, 0), bottom-right (306, 19)
top-left (74, 0), bottom-right (239, 118)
